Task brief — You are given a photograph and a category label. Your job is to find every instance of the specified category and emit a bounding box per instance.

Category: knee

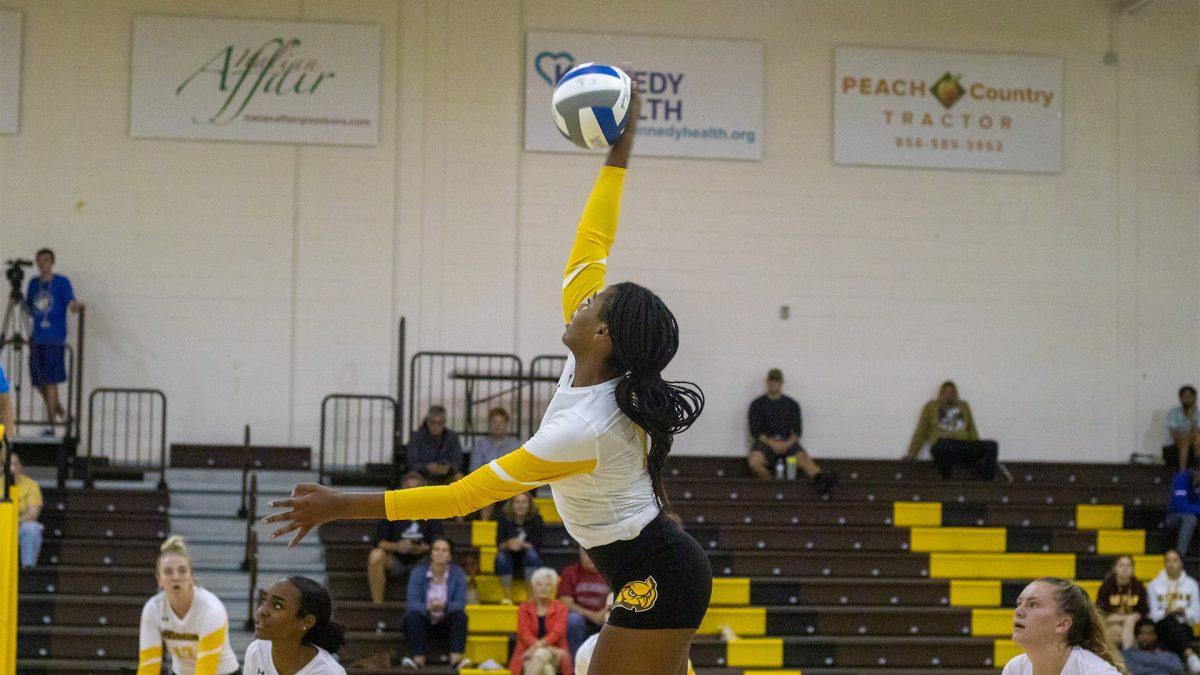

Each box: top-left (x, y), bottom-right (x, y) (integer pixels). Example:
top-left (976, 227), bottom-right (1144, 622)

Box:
top-left (747, 453), bottom-right (765, 469)
top-left (368, 548), bottom-right (387, 566)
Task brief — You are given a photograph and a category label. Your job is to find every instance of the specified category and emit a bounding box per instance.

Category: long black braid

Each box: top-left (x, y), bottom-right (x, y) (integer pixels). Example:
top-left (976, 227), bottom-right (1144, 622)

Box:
top-left (599, 281), bottom-right (705, 514)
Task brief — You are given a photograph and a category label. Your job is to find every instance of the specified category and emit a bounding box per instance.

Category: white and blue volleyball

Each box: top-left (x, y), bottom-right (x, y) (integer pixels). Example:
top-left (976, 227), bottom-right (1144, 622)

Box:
top-left (551, 63), bottom-right (631, 150)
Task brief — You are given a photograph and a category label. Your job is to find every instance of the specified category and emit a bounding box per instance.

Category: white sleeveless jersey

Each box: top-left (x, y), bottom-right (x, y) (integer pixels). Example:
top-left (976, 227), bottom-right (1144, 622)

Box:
top-left (244, 640), bottom-right (346, 675)
top-left (522, 353), bottom-right (659, 548)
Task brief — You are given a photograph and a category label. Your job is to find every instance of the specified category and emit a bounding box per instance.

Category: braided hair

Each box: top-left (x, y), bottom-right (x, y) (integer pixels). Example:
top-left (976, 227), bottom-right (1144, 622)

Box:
top-left (599, 281), bottom-right (704, 514)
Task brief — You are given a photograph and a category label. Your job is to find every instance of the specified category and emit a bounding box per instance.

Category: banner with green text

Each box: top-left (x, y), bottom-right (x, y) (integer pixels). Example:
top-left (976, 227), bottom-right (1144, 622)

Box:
top-left (131, 16), bottom-right (380, 146)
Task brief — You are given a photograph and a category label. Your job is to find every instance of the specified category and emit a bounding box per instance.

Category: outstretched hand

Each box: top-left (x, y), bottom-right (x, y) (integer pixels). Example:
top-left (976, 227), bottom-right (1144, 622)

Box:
top-left (605, 77), bottom-right (640, 169)
top-left (262, 482), bottom-right (340, 548)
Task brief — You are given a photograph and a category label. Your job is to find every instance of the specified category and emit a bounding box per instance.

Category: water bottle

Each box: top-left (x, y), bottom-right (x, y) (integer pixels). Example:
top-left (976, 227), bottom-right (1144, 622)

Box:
top-left (785, 455), bottom-right (798, 480)
top-left (775, 460), bottom-right (785, 480)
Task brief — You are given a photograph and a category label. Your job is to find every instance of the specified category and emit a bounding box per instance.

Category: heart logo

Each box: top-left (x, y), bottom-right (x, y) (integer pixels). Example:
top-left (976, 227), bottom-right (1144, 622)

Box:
top-left (534, 51), bottom-right (576, 86)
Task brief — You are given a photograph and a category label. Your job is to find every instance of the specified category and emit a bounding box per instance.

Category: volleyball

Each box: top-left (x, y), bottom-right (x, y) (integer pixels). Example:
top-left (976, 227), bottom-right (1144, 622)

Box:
top-left (551, 62), bottom-right (632, 150)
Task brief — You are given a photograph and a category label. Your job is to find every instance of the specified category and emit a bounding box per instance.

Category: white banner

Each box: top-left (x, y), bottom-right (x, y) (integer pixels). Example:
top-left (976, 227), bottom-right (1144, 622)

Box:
top-left (131, 16), bottom-right (380, 146)
top-left (834, 46), bottom-right (1063, 173)
top-left (0, 9), bottom-right (22, 135)
top-left (525, 31), bottom-right (762, 161)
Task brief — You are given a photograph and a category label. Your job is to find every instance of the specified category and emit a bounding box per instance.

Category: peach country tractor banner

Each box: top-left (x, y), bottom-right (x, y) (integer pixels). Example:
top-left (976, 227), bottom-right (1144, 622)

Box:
top-left (834, 46), bottom-right (1063, 173)
top-left (130, 16), bottom-right (380, 146)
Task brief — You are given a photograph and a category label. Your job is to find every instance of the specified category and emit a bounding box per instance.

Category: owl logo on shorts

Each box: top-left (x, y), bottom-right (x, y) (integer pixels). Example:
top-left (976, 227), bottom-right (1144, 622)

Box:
top-left (613, 576), bottom-right (658, 612)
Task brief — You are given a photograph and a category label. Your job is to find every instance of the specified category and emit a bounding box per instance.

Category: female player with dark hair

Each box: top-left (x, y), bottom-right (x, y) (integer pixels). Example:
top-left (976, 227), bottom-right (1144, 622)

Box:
top-left (265, 86), bottom-right (709, 675)
top-left (244, 576), bottom-right (347, 674)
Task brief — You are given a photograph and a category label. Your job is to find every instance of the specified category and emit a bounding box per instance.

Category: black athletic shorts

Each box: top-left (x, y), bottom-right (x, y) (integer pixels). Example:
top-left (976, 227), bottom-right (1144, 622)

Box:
top-left (585, 512), bottom-right (713, 630)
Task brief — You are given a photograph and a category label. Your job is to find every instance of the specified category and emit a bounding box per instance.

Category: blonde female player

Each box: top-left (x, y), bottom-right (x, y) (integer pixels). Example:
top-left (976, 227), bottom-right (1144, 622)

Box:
top-left (265, 88), bottom-right (710, 675)
top-left (137, 536), bottom-right (240, 675)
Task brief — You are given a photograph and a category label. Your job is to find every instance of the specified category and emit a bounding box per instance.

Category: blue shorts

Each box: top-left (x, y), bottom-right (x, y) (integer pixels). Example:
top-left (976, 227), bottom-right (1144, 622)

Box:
top-left (29, 343), bottom-right (67, 386)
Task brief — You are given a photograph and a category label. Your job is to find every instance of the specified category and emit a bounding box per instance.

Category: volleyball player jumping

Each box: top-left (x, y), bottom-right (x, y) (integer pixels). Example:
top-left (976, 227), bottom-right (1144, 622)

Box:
top-left (265, 88), bottom-right (711, 675)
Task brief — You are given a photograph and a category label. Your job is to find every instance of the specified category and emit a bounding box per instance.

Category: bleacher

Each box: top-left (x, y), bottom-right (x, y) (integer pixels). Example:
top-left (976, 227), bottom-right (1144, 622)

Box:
top-left (301, 455), bottom-right (1176, 674)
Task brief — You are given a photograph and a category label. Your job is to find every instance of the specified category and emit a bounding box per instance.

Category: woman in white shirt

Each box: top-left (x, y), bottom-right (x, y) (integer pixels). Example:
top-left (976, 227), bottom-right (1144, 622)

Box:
top-left (244, 576), bottom-right (346, 675)
top-left (137, 536), bottom-right (239, 675)
top-left (1003, 577), bottom-right (1128, 675)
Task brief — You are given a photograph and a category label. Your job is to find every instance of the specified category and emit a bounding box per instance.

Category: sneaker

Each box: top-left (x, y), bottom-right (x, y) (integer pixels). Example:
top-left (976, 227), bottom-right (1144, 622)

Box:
top-left (1188, 653), bottom-right (1200, 674)
top-left (401, 656), bottom-right (421, 670)
top-left (454, 658), bottom-right (475, 671)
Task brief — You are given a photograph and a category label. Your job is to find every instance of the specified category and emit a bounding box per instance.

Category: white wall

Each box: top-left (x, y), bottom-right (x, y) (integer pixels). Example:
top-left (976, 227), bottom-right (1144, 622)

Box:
top-left (1, 0), bottom-right (1196, 462)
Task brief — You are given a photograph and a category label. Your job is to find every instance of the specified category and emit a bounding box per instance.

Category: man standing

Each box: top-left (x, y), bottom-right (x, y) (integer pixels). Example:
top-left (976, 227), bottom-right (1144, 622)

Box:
top-left (904, 380), bottom-right (998, 480)
top-left (746, 368), bottom-right (835, 495)
top-left (1167, 386), bottom-right (1200, 471)
top-left (26, 248), bottom-right (83, 434)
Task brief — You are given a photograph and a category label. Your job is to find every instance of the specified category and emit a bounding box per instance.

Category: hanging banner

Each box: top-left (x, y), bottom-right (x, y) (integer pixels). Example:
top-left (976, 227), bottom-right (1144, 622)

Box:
top-left (834, 46), bottom-right (1063, 173)
top-left (525, 31), bottom-right (763, 161)
top-left (131, 16), bottom-right (380, 146)
top-left (0, 9), bottom-right (22, 135)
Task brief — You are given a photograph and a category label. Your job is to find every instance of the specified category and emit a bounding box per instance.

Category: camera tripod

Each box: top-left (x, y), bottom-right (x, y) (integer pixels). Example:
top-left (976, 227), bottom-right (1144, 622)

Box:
top-left (1, 260), bottom-right (34, 437)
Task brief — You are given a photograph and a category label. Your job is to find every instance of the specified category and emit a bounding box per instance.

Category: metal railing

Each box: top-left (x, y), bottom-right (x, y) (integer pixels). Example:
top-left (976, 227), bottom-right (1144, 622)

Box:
top-left (408, 352), bottom-right (524, 448)
top-left (525, 354), bottom-right (567, 438)
top-left (237, 426), bottom-right (252, 519)
top-left (84, 387), bottom-right (167, 489)
top-left (241, 473), bottom-right (258, 570)
top-left (318, 394), bottom-right (398, 485)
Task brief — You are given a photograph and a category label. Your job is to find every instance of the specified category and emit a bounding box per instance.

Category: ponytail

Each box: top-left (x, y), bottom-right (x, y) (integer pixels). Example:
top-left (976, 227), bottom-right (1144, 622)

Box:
top-left (601, 282), bottom-right (705, 514)
top-left (1039, 577), bottom-right (1129, 674)
top-left (287, 576), bottom-right (346, 654)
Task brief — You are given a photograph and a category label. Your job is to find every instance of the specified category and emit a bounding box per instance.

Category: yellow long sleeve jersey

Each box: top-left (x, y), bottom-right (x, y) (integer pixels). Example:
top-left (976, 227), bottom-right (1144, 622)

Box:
top-left (385, 166), bottom-right (659, 548)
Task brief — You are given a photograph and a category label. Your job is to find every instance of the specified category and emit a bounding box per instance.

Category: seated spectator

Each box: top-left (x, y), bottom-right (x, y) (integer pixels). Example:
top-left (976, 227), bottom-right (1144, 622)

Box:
top-left (401, 538), bottom-right (470, 670)
top-left (367, 473), bottom-right (443, 604)
top-left (509, 567), bottom-right (573, 675)
top-left (10, 453), bottom-right (43, 567)
top-left (469, 407), bottom-right (521, 519)
top-left (496, 492), bottom-right (544, 604)
top-left (559, 547), bottom-right (609, 656)
top-left (1165, 467), bottom-right (1200, 556)
top-left (572, 594), bottom-right (612, 675)
top-left (1148, 550), bottom-right (1200, 670)
top-left (1123, 618), bottom-right (1187, 675)
top-left (746, 368), bottom-right (835, 495)
top-left (1166, 386), bottom-right (1200, 471)
top-left (407, 405), bottom-right (463, 485)
top-left (1099, 555), bottom-right (1150, 649)
top-left (904, 380), bottom-right (998, 480)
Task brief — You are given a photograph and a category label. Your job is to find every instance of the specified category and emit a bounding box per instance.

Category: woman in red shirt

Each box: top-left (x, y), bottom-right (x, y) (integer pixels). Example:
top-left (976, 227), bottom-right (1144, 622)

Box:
top-left (510, 567), bottom-right (573, 675)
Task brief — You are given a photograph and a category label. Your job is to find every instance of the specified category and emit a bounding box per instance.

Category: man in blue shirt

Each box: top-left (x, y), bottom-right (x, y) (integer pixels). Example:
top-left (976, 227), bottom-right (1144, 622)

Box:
top-left (1166, 386), bottom-right (1200, 471)
top-left (1165, 466), bottom-right (1200, 556)
top-left (26, 248), bottom-right (83, 434)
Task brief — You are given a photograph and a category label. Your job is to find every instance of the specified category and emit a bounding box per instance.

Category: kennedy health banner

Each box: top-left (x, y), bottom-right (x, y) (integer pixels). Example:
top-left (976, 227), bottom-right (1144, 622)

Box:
top-left (834, 46), bottom-right (1063, 173)
top-left (131, 16), bottom-right (380, 146)
top-left (0, 9), bottom-right (22, 135)
top-left (525, 31), bottom-right (762, 161)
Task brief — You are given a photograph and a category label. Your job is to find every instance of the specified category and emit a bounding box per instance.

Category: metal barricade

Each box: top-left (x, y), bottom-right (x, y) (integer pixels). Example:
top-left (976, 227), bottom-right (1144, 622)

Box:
top-left (84, 388), bottom-right (167, 489)
top-left (318, 394), bottom-right (398, 484)
top-left (408, 352), bottom-right (524, 449)
top-left (525, 354), bottom-right (567, 438)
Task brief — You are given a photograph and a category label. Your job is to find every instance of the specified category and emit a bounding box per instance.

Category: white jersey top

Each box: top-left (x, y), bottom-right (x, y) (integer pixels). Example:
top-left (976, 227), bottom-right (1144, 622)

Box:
top-left (138, 587), bottom-right (239, 675)
top-left (574, 632), bottom-right (601, 675)
top-left (523, 353), bottom-right (659, 548)
top-left (1002, 648), bottom-right (1121, 675)
top-left (244, 640), bottom-right (346, 675)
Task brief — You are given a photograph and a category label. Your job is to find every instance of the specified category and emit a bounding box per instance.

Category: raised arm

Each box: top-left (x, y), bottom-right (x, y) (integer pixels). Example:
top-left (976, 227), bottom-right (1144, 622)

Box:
top-left (561, 89), bottom-right (640, 324)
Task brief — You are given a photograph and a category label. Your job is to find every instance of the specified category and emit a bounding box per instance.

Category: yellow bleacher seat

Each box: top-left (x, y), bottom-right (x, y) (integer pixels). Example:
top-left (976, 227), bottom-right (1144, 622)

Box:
top-left (711, 577), bottom-right (751, 606)
top-left (471, 520), bottom-right (498, 547)
top-left (930, 553), bottom-right (1075, 579)
top-left (474, 575), bottom-right (529, 604)
top-left (727, 638), bottom-right (784, 668)
top-left (994, 639), bottom-right (1023, 667)
top-left (1076, 505), bottom-right (1123, 530)
top-left (1096, 529), bottom-right (1145, 555)
top-left (950, 580), bottom-right (1001, 606)
top-left (466, 604), bottom-right (517, 633)
top-left (464, 635), bottom-right (509, 665)
top-left (698, 607), bottom-right (766, 636)
top-left (911, 527), bottom-right (1005, 552)
top-left (893, 501), bottom-right (942, 527)
top-left (535, 497), bottom-right (562, 524)
top-left (972, 608), bottom-right (1013, 636)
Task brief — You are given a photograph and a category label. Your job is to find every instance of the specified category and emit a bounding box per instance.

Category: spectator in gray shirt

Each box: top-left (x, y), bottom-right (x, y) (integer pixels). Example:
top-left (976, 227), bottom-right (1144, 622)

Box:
top-left (1123, 618), bottom-right (1186, 675)
top-left (469, 407), bottom-right (521, 520)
